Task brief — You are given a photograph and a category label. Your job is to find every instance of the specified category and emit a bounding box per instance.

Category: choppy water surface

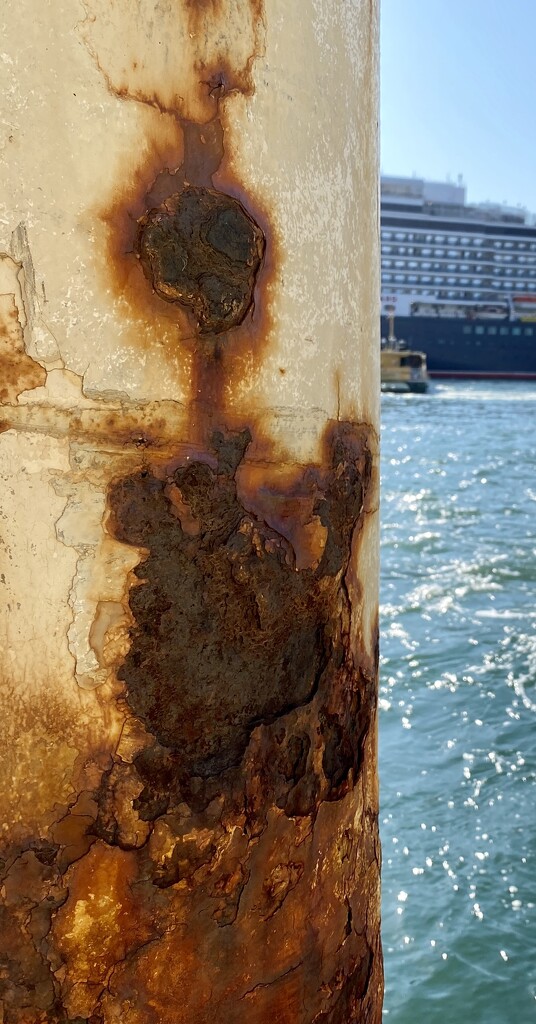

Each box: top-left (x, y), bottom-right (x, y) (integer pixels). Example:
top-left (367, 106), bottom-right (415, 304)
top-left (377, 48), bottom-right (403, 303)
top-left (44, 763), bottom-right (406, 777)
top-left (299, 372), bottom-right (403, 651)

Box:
top-left (380, 382), bottom-right (536, 1023)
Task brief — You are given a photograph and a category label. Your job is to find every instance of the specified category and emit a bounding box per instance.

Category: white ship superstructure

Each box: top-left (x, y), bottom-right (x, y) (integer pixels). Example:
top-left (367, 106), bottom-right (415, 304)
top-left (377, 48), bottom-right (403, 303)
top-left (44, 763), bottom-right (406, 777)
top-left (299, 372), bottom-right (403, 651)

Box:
top-left (381, 176), bottom-right (536, 322)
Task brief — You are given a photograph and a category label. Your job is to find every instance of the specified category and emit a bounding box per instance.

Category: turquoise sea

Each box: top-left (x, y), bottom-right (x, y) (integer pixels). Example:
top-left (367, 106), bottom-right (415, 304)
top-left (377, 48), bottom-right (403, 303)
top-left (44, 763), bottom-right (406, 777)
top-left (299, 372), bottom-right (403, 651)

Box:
top-left (380, 382), bottom-right (536, 1023)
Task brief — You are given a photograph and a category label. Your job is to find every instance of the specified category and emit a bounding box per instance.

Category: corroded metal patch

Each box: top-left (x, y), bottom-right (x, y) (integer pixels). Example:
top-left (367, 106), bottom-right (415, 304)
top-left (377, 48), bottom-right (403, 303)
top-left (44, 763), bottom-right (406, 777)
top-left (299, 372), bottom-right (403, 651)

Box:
top-left (137, 187), bottom-right (265, 334)
top-left (106, 424), bottom-right (369, 779)
top-left (0, 0), bottom-right (382, 1018)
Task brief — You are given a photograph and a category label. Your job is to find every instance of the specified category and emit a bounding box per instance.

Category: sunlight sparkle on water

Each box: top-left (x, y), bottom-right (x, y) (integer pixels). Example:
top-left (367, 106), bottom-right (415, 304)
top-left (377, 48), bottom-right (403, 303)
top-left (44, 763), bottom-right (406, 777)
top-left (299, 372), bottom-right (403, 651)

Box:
top-left (380, 383), bottom-right (536, 1023)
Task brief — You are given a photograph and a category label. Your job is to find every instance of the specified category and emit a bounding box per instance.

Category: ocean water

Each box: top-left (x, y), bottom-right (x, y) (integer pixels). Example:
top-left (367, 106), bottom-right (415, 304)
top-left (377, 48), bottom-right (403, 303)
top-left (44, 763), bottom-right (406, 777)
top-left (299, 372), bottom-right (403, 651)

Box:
top-left (379, 382), bottom-right (536, 1023)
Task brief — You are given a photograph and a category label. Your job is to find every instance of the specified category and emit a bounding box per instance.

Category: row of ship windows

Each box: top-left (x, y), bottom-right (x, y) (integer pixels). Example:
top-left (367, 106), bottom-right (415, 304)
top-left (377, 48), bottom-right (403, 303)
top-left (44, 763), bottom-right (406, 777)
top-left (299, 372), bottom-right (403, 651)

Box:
top-left (462, 325), bottom-right (534, 337)
top-left (383, 245), bottom-right (536, 264)
top-left (382, 274), bottom-right (533, 289)
top-left (394, 289), bottom-right (502, 300)
top-left (382, 260), bottom-right (536, 274)
top-left (382, 231), bottom-right (536, 250)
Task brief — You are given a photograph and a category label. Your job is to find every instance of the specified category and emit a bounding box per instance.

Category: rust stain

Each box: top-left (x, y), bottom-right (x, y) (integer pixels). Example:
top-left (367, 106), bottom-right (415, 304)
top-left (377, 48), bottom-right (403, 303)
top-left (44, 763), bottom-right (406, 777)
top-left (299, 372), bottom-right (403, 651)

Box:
top-left (0, 295), bottom-right (46, 402)
top-left (0, 0), bottom-right (382, 1020)
top-left (90, 116), bottom-right (191, 345)
top-left (137, 185), bottom-right (265, 335)
top-left (183, 0), bottom-right (267, 108)
top-left (0, 424), bottom-right (380, 1021)
top-left (89, 109), bottom-right (280, 453)
top-left (81, 0), bottom-right (279, 446)
top-left (79, 0), bottom-right (266, 123)
top-left (51, 843), bottom-right (155, 1017)
top-left (105, 423), bottom-right (370, 781)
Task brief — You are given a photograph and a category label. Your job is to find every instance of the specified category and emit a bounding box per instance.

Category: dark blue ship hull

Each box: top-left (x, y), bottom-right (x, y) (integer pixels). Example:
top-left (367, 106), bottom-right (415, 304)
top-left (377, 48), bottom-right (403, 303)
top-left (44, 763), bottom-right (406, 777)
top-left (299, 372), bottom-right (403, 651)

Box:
top-left (381, 316), bottom-right (536, 380)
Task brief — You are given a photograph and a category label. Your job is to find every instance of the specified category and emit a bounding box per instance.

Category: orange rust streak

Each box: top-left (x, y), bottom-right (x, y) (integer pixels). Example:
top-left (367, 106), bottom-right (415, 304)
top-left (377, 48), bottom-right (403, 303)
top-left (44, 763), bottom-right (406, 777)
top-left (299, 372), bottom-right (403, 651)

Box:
top-left (185, 0), bottom-right (266, 103)
top-left (95, 113), bottom-right (279, 445)
top-left (51, 844), bottom-right (154, 1010)
top-left (92, 118), bottom-right (189, 333)
top-left (0, 304), bottom-right (46, 402)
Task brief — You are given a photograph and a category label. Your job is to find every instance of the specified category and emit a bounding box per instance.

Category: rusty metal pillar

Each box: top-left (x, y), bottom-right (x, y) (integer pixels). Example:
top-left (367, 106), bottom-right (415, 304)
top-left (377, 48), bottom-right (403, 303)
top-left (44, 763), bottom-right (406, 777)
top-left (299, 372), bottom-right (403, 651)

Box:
top-left (0, 1), bottom-right (381, 1021)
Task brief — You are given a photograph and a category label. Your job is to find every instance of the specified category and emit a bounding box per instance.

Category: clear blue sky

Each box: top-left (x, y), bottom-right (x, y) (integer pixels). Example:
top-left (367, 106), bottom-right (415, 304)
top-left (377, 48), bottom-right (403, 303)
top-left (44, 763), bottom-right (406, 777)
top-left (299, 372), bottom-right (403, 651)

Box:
top-left (381, 0), bottom-right (536, 211)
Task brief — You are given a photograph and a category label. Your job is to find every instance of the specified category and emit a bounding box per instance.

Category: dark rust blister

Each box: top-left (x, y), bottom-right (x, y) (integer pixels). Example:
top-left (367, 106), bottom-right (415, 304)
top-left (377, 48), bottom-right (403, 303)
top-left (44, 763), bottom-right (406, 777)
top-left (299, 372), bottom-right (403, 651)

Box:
top-left (137, 185), bottom-right (265, 335)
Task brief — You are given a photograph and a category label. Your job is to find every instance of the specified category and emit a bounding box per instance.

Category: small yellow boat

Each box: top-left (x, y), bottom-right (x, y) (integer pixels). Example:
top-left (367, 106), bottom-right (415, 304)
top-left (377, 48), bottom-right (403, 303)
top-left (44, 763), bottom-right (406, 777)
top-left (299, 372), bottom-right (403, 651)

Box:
top-left (381, 344), bottom-right (429, 394)
top-left (380, 313), bottom-right (429, 392)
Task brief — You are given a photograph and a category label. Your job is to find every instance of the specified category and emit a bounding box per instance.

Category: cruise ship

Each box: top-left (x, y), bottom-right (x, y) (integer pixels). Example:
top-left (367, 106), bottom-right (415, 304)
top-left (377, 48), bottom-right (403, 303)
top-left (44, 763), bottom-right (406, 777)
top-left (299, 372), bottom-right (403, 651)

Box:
top-left (381, 176), bottom-right (536, 379)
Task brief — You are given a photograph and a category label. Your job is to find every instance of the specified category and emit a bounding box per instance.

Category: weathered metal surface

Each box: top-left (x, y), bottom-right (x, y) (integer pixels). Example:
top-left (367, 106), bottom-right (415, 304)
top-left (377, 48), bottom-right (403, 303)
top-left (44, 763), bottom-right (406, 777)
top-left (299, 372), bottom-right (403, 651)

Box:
top-left (137, 187), bottom-right (265, 333)
top-left (0, 0), bottom-right (381, 1020)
